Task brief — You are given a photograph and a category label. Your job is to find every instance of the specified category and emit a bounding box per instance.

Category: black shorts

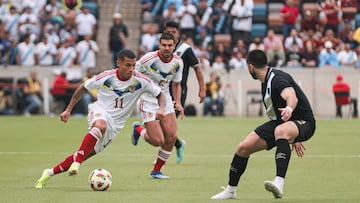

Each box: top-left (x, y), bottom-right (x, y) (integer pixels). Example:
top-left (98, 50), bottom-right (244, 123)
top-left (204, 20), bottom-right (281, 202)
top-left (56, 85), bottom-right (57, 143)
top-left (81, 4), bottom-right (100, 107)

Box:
top-left (254, 119), bottom-right (316, 150)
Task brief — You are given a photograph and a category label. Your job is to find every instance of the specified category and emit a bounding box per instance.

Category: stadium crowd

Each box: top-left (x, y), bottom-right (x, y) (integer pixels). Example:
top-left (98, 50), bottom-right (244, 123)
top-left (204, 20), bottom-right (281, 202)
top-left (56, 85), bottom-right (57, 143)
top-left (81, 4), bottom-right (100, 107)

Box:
top-left (139, 0), bottom-right (360, 69)
top-left (0, 0), bottom-right (99, 116)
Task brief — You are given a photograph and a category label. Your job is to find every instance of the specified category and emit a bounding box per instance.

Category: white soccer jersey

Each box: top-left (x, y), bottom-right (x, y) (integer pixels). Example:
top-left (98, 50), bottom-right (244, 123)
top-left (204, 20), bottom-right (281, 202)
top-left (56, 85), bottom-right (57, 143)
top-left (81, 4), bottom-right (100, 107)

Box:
top-left (136, 50), bottom-right (183, 99)
top-left (35, 42), bottom-right (57, 66)
top-left (84, 69), bottom-right (161, 130)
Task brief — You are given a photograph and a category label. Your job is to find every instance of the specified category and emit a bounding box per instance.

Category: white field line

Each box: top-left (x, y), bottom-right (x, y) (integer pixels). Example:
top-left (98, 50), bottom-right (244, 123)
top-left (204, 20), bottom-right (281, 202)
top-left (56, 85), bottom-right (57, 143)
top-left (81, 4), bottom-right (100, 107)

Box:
top-left (0, 152), bottom-right (359, 158)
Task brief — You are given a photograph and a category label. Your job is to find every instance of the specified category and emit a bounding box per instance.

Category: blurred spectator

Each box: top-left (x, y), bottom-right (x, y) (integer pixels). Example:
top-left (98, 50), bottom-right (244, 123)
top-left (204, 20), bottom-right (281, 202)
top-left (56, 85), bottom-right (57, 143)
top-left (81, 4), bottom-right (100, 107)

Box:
top-left (280, 0), bottom-right (299, 37)
top-left (340, 0), bottom-right (357, 30)
top-left (343, 30), bottom-right (358, 49)
top-left (18, 5), bottom-right (40, 37)
top-left (109, 13), bottom-right (128, 68)
top-left (210, 0), bottom-right (229, 34)
top-left (303, 29), bottom-right (322, 53)
top-left (212, 43), bottom-right (231, 65)
top-left (198, 51), bottom-right (211, 69)
top-left (76, 34), bottom-right (99, 69)
top-left (231, 39), bottom-right (247, 57)
top-left (177, 0), bottom-right (197, 39)
top-left (248, 36), bottom-right (264, 52)
top-left (35, 35), bottom-right (57, 66)
top-left (22, 71), bottom-right (42, 116)
top-left (195, 0), bottom-right (213, 34)
top-left (16, 34), bottom-right (36, 66)
top-left (59, 24), bottom-right (77, 45)
top-left (195, 27), bottom-right (212, 51)
top-left (211, 55), bottom-right (226, 70)
top-left (229, 0), bottom-right (253, 46)
top-left (229, 51), bottom-right (246, 69)
top-left (338, 19), bottom-right (352, 42)
top-left (0, 31), bottom-right (11, 65)
top-left (320, 0), bottom-right (340, 35)
top-left (162, 2), bottom-right (177, 23)
top-left (139, 25), bottom-right (158, 54)
top-left (141, 0), bottom-right (154, 22)
top-left (75, 6), bottom-right (97, 42)
top-left (321, 29), bottom-right (341, 51)
top-left (332, 74), bottom-right (358, 118)
top-left (57, 38), bottom-right (77, 68)
top-left (203, 71), bottom-right (224, 116)
top-left (44, 24), bottom-right (60, 48)
top-left (51, 71), bottom-right (78, 109)
top-left (301, 40), bottom-right (318, 68)
top-left (318, 40), bottom-right (339, 68)
top-left (284, 28), bottom-right (303, 52)
top-left (285, 43), bottom-right (302, 68)
top-left (6, 38), bottom-right (18, 65)
top-left (0, 87), bottom-right (14, 115)
top-left (2, 6), bottom-right (20, 42)
top-left (0, 0), bottom-right (9, 19)
top-left (263, 29), bottom-right (285, 67)
top-left (81, 67), bottom-right (97, 114)
top-left (337, 42), bottom-right (357, 68)
top-left (300, 10), bottom-right (321, 39)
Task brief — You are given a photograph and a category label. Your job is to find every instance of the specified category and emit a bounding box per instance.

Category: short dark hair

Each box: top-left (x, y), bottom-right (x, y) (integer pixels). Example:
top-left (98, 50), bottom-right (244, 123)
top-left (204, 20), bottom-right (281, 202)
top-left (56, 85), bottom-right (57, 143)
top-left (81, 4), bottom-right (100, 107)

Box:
top-left (164, 21), bottom-right (179, 30)
top-left (160, 32), bottom-right (175, 42)
top-left (117, 49), bottom-right (136, 61)
top-left (246, 50), bottom-right (267, 68)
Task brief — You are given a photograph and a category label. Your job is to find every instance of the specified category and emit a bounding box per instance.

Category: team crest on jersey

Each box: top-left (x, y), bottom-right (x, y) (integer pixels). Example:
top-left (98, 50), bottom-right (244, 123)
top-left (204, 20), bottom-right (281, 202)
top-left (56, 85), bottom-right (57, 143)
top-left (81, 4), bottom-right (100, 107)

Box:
top-left (128, 85), bottom-right (135, 93)
top-left (147, 112), bottom-right (153, 118)
top-left (95, 113), bottom-right (102, 117)
top-left (176, 51), bottom-right (181, 56)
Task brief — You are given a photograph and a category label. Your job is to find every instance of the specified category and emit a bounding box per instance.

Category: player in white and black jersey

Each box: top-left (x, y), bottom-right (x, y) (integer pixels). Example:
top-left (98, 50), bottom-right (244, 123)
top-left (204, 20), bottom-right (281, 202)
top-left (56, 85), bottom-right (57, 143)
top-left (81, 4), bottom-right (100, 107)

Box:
top-left (35, 49), bottom-right (166, 189)
top-left (131, 32), bottom-right (184, 179)
top-left (164, 21), bottom-right (206, 164)
top-left (211, 50), bottom-right (316, 200)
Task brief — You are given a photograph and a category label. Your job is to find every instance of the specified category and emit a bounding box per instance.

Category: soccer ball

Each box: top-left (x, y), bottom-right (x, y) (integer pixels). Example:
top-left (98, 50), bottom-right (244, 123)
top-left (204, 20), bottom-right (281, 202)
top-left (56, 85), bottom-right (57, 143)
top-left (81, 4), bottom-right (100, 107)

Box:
top-left (88, 168), bottom-right (112, 191)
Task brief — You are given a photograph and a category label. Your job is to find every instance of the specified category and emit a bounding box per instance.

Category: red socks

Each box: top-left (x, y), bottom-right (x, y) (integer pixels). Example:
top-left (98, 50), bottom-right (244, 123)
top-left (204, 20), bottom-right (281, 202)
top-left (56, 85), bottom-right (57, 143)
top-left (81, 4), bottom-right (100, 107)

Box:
top-left (74, 132), bottom-right (98, 163)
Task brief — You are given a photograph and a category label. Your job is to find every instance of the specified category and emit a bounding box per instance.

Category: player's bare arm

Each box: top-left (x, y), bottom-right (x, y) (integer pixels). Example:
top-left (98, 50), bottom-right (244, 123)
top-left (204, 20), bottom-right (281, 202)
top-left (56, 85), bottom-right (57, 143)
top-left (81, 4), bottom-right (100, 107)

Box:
top-left (60, 84), bottom-right (88, 123)
top-left (172, 81), bottom-right (184, 119)
top-left (194, 64), bottom-right (206, 103)
top-left (156, 92), bottom-right (166, 120)
top-left (278, 87), bottom-right (298, 121)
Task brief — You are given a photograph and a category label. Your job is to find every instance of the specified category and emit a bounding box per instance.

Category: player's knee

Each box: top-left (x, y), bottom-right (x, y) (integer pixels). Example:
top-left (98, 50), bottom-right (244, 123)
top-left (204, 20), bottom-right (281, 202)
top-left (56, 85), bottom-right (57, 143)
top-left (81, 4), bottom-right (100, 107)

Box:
top-left (274, 126), bottom-right (289, 140)
top-left (146, 135), bottom-right (165, 146)
top-left (236, 142), bottom-right (252, 157)
top-left (92, 120), bottom-right (107, 135)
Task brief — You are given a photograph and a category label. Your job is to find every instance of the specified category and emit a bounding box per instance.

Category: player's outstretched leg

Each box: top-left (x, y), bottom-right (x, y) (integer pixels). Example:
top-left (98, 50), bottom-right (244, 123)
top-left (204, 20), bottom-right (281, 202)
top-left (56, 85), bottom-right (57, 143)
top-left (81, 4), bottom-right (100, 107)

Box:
top-left (264, 176), bottom-right (284, 199)
top-left (34, 169), bottom-right (52, 189)
top-left (210, 185), bottom-right (237, 200)
top-left (131, 122), bottom-right (142, 146)
top-left (175, 139), bottom-right (186, 164)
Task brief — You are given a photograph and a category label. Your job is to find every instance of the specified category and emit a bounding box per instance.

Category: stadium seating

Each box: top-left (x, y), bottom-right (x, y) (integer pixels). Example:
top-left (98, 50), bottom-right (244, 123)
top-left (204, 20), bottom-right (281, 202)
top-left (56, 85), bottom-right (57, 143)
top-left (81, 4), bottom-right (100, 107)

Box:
top-left (267, 13), bottom-right (283, 34)
top-left (267, 2), bottom-right (284, 14)
top-left (214, 34), bottom-right (232, 47)
top-left (302, 2), bottom-right (319, 16)
top-left (252, 3), bottom-right (267, 24)
top-left (251, 23), bottom-right (267, 38)
top-left (356, 13), bottom-right (360, 27)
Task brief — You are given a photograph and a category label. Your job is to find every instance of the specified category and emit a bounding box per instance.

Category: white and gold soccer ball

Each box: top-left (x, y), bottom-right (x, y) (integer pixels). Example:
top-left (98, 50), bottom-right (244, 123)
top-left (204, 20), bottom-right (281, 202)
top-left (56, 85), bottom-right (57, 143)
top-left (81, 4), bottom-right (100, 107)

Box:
top-left (88, 168), bottom-right (112, 191)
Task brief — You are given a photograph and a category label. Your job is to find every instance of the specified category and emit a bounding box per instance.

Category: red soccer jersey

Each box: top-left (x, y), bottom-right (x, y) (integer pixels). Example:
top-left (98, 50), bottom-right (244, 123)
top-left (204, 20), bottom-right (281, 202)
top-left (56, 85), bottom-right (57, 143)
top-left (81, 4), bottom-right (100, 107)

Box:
top-left (280, 5), bottom-right (299, 24)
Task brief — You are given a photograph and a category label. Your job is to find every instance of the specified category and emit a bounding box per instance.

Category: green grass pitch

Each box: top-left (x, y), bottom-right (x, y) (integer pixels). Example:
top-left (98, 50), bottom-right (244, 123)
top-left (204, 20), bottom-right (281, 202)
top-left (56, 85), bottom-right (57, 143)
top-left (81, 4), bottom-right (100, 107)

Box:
top-left (0, 116), bottom-right (359, 203)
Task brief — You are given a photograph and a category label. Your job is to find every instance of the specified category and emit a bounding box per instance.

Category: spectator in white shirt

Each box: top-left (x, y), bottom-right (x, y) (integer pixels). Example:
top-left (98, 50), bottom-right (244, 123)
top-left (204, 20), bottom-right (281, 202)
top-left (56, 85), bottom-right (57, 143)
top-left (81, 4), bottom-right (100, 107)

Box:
top-left (177, 0), bottom-right (197, 39)
top-left (211, 55), bottom-right (226, 70)
top-left (16, 34), bottom-right (36, 66)
top-left (229, 51), bottom-right (247, 69)
top-left (2, 6), bottom-right (20, 42)
top-left (75, 6), bottom-right (97, 42)
top-left (35, 35), bottom-right (57, 66)
top-left (18, 5), bottom-right (40, 36)
top-left (76, 34), bottom-right (99, 69)
top-left (338, 43), bottom-right (358, 68)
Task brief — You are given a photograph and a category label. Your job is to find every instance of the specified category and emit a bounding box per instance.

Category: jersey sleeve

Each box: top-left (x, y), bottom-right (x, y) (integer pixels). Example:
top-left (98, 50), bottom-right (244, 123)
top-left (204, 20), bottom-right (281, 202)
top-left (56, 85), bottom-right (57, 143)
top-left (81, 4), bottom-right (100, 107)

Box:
top-left (183, 48), bottom-right (199, 68)
top-left (84, 71), bottom-right (110, 91)
top-left (145, 80), bottom-right (162, 98)
top-left (172, 58), bottom-right (183, 83)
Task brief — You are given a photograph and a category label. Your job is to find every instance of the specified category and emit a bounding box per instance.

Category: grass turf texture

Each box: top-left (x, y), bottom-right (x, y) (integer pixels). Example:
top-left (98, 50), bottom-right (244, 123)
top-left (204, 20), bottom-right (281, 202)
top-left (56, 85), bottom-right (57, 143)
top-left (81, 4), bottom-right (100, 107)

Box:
top-left (0, 116), bottom-right (359, 203)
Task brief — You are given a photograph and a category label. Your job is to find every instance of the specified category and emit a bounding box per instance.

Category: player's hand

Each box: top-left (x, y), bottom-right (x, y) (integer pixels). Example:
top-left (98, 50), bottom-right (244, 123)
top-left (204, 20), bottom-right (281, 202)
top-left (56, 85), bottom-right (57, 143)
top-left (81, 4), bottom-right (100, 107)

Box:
top-left (156, 108), bottom-right (165, 121)
top-left (60, 110), bottom-right (71, 123)
top-left (292, 142), bottom-right (305, 157)
top-left (199, 90), bottom-right (205, 103)
top-left (175, 103), bottom-right (185, 119)
top-left (278, 106), bottom-right (293, 121)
